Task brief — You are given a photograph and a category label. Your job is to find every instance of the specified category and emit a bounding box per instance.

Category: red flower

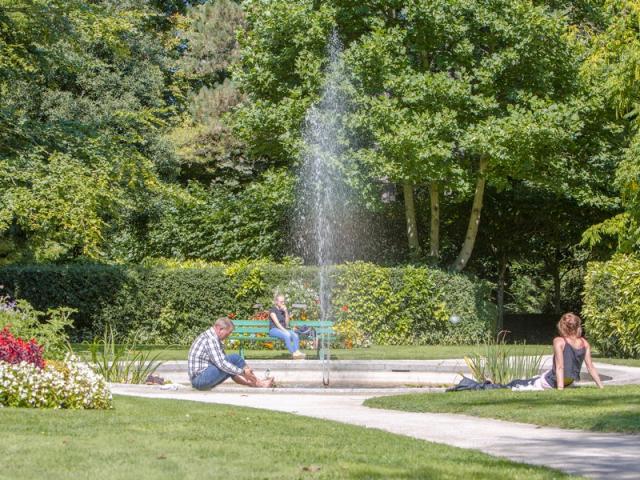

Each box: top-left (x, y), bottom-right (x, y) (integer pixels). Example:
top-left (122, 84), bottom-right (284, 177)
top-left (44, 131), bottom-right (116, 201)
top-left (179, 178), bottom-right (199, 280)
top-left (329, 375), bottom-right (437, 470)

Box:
top-left (341, 305), bottom-right (349, 312)
top-left (250, 310), bottom-right (269, 321)
top-left (0, 326), bottom-right (45, 368)
top-left (227, 312), bottom-right (237, 319)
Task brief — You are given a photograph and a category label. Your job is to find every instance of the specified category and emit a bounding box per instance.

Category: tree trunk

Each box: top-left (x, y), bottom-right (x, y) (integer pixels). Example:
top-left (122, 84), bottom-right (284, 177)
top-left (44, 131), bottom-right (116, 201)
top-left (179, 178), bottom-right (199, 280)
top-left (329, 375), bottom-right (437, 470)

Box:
top-left (551, 262), bottom-right (561, 315)
top-left (496, 253), bottom-right (507, 332)
top-left (429, 182), bottom-right (440, 259)
top-left (452, 156), bottom-right (488, 271)
top-left (403, 182), bottom-right (420, 253)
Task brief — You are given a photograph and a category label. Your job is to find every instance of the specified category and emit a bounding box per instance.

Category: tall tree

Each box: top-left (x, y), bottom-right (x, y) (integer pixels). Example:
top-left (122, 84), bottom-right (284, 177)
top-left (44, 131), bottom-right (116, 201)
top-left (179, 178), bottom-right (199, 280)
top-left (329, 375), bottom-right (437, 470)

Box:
top-left (581, 0), bottom-right (640, 253)
top-left (0, 0), bottom-right (184, 262)
top-left (169, 0), bottom-right (266, 187)
top-left (234, 0), bottom-right (592, 267)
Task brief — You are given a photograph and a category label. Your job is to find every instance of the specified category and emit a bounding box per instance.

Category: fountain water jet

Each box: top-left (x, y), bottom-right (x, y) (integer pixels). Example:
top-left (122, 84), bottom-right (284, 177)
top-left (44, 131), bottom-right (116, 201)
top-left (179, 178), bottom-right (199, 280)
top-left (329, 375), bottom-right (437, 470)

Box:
top-left (295, 32), bottom-right (352, 386)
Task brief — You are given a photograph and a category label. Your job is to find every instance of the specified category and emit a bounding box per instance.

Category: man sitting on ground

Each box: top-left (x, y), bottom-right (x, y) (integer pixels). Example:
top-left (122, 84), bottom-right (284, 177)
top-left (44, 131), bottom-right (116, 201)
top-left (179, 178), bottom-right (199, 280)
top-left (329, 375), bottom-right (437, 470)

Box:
top-left (188, 317), bottom-right (274, 390)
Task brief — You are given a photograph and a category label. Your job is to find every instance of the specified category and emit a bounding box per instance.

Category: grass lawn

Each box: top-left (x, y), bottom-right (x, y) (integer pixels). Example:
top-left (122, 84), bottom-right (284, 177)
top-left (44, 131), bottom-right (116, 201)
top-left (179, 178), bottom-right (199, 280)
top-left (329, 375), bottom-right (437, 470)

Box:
top-left (72, 343), bottom-right (553, 361)
top-left (365, 385), bottom-right (640, 434)
top-left (0, 395), bottom-right (576, 480)
top-left (594, 357), bottom-right (640, 368)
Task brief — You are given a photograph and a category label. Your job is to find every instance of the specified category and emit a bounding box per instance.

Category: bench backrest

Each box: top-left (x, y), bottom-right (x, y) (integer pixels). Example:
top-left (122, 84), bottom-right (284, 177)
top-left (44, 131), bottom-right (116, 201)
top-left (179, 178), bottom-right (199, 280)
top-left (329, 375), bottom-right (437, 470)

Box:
top-left (230, 319), bottom-right (334, 335)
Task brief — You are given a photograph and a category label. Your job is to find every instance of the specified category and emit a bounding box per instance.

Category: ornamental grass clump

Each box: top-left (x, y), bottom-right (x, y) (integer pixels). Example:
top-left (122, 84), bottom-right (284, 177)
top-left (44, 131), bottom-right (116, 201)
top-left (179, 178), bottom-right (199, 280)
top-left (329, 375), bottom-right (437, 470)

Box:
top-left (0, 354), bottom-right (112, 409)
top-left (87, 325), bottom-right (163, 383)
top-left (464, 331), bottom-right (545, 385)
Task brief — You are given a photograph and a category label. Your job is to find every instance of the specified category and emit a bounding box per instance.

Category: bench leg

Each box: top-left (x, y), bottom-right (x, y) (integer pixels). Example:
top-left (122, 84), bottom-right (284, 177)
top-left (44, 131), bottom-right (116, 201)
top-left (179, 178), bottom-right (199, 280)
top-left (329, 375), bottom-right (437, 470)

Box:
top-left (239, 343), bottom-right (245, 359)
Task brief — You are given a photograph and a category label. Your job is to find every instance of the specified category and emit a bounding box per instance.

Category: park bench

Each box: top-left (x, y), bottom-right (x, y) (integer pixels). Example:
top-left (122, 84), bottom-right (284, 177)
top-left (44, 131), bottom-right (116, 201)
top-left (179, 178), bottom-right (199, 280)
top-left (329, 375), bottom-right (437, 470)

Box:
top-left (230, 319), bottom-right (335, 359)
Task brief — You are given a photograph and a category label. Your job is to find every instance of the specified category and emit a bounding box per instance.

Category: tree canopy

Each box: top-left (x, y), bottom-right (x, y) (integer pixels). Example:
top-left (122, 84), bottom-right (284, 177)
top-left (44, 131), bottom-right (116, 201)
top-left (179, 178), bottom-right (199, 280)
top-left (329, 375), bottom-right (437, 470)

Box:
top-left (0, 0), bottom-right (636, 317)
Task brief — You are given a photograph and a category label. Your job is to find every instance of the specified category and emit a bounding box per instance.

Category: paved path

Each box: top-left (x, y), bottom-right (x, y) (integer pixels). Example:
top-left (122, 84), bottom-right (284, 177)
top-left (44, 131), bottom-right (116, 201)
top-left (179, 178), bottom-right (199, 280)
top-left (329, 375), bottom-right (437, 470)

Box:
top-left (112, 383), bottom-right (640, 479)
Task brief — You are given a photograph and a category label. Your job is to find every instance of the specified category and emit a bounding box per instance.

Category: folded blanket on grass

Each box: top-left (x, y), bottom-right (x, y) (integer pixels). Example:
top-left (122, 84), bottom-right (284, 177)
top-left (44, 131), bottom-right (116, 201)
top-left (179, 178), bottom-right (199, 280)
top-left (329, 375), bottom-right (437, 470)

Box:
top-left (447, 376), bottom-right (543, 392)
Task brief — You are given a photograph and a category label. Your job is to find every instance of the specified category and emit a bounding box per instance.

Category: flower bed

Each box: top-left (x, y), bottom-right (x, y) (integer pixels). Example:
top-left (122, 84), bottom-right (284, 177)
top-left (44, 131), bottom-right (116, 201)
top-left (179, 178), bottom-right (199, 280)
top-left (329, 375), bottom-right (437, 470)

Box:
top-left (0, 355), bottom-right (112, 409)
top-left (0, 326), bottom-right (45, 368)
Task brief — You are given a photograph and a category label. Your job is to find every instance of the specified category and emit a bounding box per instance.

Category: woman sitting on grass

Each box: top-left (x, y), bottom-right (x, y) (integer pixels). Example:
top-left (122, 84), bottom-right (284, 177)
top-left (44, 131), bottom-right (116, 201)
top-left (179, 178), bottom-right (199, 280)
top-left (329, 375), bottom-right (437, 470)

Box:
top-left (450, 313), bottom-right (605, 392)
top-left (542, 313), bottom-right (604, 390)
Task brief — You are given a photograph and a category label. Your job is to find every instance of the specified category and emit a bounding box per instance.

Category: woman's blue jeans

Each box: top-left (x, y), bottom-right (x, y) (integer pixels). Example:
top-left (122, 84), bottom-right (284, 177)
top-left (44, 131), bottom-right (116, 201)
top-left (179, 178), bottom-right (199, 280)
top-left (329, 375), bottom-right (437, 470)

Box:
top-left (191, 354), bottom-right (245, 390)
top-left (269, 328), bottom-right (300, 353)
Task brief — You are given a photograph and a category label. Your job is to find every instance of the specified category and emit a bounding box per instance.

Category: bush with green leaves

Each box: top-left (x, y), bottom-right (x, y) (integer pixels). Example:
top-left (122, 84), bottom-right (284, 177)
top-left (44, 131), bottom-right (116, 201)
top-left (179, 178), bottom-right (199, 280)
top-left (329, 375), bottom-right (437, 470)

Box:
top-left (0, 261), bottom-right (495, 345)
top-left (332, 263), bottom-right (494, 346)
top-left (583, 254), bottom-right (640, 358)
top-left (0, 295), bottom-right (73, 360)
top-left (141, 169), bottom-right (295, 263)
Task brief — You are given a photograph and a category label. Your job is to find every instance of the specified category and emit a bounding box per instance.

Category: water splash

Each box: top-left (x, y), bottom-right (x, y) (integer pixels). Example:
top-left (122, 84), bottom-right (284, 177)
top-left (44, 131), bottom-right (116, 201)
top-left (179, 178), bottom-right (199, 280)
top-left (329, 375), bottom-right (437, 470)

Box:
top-left (295, 32), bottom-right (351, 386)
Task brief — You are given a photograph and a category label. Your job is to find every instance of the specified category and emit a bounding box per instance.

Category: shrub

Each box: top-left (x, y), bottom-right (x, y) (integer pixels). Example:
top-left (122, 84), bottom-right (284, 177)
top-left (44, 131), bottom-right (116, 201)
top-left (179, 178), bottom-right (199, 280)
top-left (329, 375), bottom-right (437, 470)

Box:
top-left (0, 296), bottom-right (73, 359)
top-left (332, 263), bottom-right (495, 345)
top-left (0, 326), bottom-right (45, 368)
top-left (0, 354), bottom-right (112, 409)
top-left (583, 254), bottom-right (640, 358)
top-left (0, 261), bottom-right (495, 345)
top-left (143, 169), bottom-right (294, 262)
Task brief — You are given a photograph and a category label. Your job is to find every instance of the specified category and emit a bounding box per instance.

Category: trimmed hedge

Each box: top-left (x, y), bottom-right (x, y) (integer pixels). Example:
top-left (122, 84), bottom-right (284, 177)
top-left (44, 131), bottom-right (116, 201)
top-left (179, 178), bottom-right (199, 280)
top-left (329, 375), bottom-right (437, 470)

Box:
top-left (0, 262), bottom-right (496, 345)
top-left (583, 254), bottom-right (640, 358)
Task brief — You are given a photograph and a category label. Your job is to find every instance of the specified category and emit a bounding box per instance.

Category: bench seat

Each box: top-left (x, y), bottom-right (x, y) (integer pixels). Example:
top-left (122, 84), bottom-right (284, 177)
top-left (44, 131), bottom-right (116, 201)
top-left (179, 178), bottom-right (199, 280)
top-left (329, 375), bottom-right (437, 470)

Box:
top-left (229, 319), bottom-right (335, 359)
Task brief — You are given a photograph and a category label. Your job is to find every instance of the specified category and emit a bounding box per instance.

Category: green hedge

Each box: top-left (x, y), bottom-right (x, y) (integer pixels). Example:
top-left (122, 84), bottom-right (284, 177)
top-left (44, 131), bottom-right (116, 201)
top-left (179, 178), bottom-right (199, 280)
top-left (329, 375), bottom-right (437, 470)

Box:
top-left (0, 261), bottom-right (495, 345)
top-left (583, 254), bottom-right (640, 358)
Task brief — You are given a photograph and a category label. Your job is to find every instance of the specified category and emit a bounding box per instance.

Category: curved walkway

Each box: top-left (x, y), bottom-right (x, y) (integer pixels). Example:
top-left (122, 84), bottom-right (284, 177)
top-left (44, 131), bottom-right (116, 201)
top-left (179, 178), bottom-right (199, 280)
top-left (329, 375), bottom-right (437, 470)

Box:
top-left (112, 378), bottom-right (640, 479)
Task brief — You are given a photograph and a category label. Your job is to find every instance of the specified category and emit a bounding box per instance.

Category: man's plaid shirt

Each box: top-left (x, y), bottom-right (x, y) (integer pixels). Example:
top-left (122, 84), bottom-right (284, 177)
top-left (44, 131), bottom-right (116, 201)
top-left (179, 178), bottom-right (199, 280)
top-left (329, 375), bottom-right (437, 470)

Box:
top-left (188, 328), bottom-right (243, 379)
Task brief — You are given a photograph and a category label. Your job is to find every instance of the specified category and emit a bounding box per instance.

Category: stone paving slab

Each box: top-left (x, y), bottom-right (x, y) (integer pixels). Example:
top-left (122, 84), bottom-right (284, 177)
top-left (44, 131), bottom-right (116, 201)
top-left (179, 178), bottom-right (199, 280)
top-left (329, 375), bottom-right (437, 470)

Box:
top-left (112, 383), bottom-right (640, 479)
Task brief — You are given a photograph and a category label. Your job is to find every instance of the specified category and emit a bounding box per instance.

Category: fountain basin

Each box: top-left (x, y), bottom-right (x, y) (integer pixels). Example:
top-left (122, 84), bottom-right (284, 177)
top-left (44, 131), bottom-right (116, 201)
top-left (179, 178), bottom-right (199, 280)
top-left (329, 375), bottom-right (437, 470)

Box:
top-left (153, 357), bottom-right (629, 389)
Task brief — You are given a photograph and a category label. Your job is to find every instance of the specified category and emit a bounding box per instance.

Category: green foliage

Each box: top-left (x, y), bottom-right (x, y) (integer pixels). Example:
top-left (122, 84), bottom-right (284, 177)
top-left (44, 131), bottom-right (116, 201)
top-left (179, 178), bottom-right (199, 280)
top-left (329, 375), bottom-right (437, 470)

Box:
top-left (172, 0), bottom-right (255, 186)
top-left (583, 254), bottom-right (640, 357)
top-left (140, 168), bottom-right (295, 262)
top-left (179, 0), bottom-right (245, 79)
top-left (0, 261), bottom-right (494, 345)
top-left (504, 262), bottom-right (553, 314)
top-left (464, 332), bottom-right (545, 384)
top-left (582, 0), bottom-right (640, 252)
top-left (332, 262), bottom-right (494, 345)
top-left (234, 0), bottom-right (600, 266)
top-left (0, 0), bottom-right (186, 262)
top-left (0, 298), bottom-right (73, 359)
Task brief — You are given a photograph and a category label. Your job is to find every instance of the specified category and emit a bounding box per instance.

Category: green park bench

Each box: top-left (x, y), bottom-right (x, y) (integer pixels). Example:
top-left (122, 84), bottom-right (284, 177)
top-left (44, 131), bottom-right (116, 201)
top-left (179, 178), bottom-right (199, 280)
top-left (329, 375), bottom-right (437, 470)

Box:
top-left (230, 319), bottom-right (335, 359)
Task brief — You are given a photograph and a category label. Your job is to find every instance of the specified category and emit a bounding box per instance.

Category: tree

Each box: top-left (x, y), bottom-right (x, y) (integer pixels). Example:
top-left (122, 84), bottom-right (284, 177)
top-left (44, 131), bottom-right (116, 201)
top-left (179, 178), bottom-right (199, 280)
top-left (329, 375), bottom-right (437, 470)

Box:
top-left (0, 0), bottom-right (185, 262)
top-left (581, 0), bottom-right (640, 253)
top-left (169, 0), bottom-right (265, 188)
top-left (234, 0), bottom-right (594, 268)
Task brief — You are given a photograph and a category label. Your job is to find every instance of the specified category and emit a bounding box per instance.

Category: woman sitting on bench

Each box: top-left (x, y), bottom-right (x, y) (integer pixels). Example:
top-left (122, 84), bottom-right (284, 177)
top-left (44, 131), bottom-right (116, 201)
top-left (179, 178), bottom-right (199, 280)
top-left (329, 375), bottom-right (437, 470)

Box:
top-left (269, 293), bottom-right (305, 359)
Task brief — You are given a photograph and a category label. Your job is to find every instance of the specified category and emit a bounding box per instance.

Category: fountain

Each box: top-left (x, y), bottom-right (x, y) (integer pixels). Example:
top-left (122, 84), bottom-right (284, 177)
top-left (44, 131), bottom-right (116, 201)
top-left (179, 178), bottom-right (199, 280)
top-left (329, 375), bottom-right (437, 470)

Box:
top-left (294, 32), bottom-right (353, 386)
top-left (150, 34), bottom-right (623, 394)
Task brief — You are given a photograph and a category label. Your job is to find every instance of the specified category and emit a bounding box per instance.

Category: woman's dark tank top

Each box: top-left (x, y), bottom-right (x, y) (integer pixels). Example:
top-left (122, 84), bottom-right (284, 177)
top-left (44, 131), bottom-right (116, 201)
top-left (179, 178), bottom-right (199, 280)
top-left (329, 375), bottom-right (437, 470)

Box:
top-left (545, 338), bottom-right (586, 387)
top-left (269, 306), bottom-right (287, 330)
